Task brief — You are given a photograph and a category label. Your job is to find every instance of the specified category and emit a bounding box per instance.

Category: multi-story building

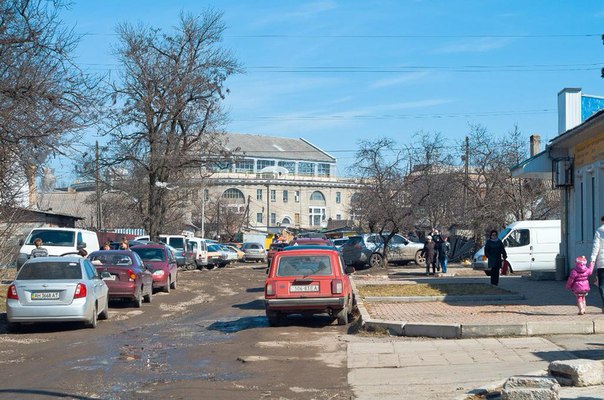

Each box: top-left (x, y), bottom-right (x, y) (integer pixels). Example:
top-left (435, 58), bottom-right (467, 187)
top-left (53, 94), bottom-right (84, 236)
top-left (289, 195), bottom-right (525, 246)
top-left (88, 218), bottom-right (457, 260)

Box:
top-left (200, 133), bottom-right (360, 235)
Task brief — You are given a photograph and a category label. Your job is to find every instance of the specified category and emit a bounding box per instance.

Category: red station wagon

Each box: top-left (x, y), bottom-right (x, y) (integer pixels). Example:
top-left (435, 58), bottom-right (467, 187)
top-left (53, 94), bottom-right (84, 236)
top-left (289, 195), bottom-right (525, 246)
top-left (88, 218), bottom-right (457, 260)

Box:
top-left (264, 248), bottom-right (356, 326)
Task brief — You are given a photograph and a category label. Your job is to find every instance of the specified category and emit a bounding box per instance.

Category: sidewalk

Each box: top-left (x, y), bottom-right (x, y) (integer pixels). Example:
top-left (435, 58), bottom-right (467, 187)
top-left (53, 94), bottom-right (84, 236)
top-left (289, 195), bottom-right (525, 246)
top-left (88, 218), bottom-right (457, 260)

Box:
top-left (352, 264), bottom-right (604, 339)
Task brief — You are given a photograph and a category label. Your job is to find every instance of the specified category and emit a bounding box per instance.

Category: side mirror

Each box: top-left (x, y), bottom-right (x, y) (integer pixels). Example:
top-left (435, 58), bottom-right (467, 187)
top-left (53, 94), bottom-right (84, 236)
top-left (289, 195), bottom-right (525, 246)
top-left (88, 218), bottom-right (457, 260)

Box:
top-left (503, 239), bottom-right (509, 247)
top-left (345, 266), bottom-right (355, 274)
top-left (77, 242), bottom-right (87, 250)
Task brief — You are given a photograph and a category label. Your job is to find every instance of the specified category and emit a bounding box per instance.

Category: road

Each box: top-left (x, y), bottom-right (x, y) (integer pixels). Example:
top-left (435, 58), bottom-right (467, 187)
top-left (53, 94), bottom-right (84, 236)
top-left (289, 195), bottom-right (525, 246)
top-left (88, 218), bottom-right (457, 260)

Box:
top-left (0, 263), bottom-right (354, 400)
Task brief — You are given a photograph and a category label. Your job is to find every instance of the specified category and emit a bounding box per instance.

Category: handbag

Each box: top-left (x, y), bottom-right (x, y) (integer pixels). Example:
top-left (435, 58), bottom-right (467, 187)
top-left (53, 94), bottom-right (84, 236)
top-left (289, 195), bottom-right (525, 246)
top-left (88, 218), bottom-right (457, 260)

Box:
top-left (501, 259), bottom-right (513, 275)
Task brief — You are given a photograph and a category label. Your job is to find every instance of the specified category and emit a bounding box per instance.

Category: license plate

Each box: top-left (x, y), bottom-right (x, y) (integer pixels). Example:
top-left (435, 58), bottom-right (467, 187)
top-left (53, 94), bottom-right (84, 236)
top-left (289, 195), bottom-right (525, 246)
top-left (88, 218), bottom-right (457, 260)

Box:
top-left (103, 275), bottom-right (116, 280)
top-left (290, 284), bottom-right (319, 293)
top-left (31, 292), bottom-right (60, 300)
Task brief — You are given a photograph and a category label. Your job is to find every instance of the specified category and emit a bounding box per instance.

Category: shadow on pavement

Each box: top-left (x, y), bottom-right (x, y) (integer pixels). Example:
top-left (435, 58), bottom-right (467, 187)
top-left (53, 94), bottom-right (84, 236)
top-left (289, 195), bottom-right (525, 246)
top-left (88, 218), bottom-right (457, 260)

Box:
top-left (0, 389), bottom-right (98, 399)
top-left (232, 299), bottom-right (265, 310)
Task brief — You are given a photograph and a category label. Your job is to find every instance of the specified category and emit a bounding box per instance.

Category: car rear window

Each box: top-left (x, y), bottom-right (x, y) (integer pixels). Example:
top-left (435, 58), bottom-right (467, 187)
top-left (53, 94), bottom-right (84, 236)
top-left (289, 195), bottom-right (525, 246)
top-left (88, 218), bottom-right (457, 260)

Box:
top-left (276, 255), bottom-right (332, 277)
top-left (90, 254), bottom-right (133, 266)
top-left (18, 262), bottom-right (82, 280)
top-left (345, 237), bottom-right (363, 246)
top-left (167, 237), bottom-right (185, 249)
top-left (25, 229), bottom-right (75, 246)
top-left (131, 248), bottom-right (166, 262)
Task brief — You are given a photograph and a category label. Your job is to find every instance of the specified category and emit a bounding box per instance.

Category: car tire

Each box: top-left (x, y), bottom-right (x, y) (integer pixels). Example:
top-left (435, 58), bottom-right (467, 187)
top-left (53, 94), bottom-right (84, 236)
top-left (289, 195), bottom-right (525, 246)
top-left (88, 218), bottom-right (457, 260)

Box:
top-left (163, 278), bottom-right (171, 293)
top-left (415, 250), bottom-right (425, 265)
top-left (369, 253), bottom-right (383, 268)
top-left (99, 296), bottom-right (109, 320)
top-left (86, 305), bottom-right (98, 329)
top-left (170, 274), bottom-right (177, 290)
top-left (144, 286), bottom-right (152, 303)
top-left (336, 306), bottom-right (349, 325)
top-left (134, 290), bottom-right (143, 308)
top-left (266, 311), bottom-right (280, 327)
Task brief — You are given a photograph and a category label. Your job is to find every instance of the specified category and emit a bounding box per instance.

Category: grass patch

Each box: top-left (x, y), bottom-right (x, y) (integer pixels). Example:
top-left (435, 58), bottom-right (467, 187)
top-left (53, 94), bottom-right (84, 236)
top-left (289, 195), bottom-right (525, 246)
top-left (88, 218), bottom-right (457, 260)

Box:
top-left (358, 283), bottom-right (512, 297)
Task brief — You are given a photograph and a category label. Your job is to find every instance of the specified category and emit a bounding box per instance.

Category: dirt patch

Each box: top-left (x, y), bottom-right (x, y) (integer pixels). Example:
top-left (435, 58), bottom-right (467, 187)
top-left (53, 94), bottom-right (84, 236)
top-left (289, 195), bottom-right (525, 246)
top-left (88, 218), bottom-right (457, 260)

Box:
top-left (358, 283), bottom-right (513, 297)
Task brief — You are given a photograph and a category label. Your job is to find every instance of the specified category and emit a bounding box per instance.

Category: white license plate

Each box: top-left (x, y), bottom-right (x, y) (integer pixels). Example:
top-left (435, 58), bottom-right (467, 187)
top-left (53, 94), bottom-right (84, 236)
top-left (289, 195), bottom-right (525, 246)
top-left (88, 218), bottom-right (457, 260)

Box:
top-left (290, 284), bottom-right (319, 293)
top-left (31, 292), bottom-right (60, 300)
top-left (103, 275), bottom-right (116, 280)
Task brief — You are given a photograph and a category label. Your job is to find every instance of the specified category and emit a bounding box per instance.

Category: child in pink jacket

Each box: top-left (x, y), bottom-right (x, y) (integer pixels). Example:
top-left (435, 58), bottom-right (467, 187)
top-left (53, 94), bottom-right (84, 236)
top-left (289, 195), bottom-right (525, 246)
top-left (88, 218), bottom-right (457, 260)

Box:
top-left (565, 256), bottom-right (593, 315)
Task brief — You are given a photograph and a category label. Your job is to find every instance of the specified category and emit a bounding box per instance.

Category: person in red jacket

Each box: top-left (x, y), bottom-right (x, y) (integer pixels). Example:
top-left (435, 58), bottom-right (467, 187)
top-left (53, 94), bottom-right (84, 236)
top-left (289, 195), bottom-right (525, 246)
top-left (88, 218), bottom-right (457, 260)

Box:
top-left (565, 255), bottom-right (593, 315)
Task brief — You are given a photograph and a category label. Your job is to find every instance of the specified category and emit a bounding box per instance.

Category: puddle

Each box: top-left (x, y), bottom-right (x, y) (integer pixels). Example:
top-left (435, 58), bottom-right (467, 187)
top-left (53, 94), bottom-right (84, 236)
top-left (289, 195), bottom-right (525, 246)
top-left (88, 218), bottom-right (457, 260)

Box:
top-left (207, 316), bottom-right (268, 333)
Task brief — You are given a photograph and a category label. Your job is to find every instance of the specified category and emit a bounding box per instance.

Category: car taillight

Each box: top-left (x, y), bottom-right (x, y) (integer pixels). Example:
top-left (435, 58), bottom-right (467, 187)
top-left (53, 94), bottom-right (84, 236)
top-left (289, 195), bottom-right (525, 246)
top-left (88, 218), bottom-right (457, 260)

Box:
top-left (181, 252), bottom-right (186, 257)
top-left (7, 284), bottom-right (18, 300)
top-left (128, 269), bottom-right (136, 281)
top-left (331, 279), bottom-right (343, 294)
top-left (266, 283), bottom-right (274, 296)
top-left (74, 283), bottom-right (87, 299)
top-left (481, 255), bottom-right (487, 261)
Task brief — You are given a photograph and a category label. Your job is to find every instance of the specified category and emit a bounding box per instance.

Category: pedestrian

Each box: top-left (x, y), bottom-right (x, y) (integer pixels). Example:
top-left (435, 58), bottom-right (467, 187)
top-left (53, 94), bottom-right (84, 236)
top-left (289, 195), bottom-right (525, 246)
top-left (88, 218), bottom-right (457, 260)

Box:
top-left (565, 255), bottom-right (593, 315)
top-left (421, 235), bottom-right (437, 276)
top-left (119, 237), bottom-right (129, 250)
top-left (102, 241), bottom-right (111, 250)
top-left (30, 238), bottom-right (48, 258)
top-left (588, 215), bottom-right (604, 312)
top-left (437, 235), bottom-right (450, 274)
top-left (484, 229), bottom-right (507, 285)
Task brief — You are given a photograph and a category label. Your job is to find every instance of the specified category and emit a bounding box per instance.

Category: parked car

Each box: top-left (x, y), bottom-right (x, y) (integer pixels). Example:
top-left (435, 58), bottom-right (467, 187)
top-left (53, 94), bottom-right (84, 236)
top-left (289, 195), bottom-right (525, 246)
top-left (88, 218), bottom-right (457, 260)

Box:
top-left (289, 237), bottom-right (334, 247)
top-left (332, 238), bottom-right (350, 252)
top-left (264, 248), bottom-right (356, 326)
top-left (224, 244), bottom-right (245, 261)
top-left (241, 242), bottom-right (267, 263)
top-left (134, 235), bottom-right (193, 268)
top-left (207, 244), bottom-right (229, 268)
top-left (219, 244), bottom-right (239, 264)
top-left (88, 250), bottom-right (153, 307)
top-left (341, 233), bottom-right (425, 268)
top-left (6, 257), bottom-right (109, 330)
top-left (267, 242), bottom-right (290, 267)
top-left (130, 244), bottom-right (178, 293)
top-left (187, 237), bottom-right (212, 269)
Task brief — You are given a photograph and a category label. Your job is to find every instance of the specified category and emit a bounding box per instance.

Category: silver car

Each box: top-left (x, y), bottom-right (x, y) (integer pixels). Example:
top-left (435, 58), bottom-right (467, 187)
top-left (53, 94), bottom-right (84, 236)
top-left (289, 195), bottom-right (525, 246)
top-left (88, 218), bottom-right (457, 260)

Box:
top-left (241, 242), bottom-right (267, 263)
top-left (342, 233), bottom-right (425, 268)
top-left (6, 257), bottom-right (109, 330)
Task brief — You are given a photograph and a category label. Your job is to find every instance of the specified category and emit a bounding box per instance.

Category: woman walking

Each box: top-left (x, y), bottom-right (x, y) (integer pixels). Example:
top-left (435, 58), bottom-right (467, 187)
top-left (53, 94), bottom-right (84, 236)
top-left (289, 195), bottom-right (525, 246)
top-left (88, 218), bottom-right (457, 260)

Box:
top-left (484, 229), bottom-right (507, 286)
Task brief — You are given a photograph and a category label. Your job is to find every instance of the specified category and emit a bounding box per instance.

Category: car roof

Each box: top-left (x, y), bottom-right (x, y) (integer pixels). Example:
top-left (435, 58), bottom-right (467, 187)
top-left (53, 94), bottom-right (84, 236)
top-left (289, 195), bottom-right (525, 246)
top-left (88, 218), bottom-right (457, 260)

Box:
top-left (25, 256), bottom-right (82, 263)
top-left (131, 244), bottom-right (166, 249)
top-left (282, 245), bottom-right (337, 252)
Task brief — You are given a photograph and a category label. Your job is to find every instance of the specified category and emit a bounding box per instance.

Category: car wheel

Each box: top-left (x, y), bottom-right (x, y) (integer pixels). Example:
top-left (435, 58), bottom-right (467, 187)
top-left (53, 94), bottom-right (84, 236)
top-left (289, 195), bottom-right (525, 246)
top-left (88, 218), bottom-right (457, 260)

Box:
top-left (336, 306), bottom-right (349, 325)
top-left (163, 278), bottom-right (171, 293)
top-left (415, 250), bottom-right (425, 265)
top-left (144, 286), bottom-right (152, 303)
top-left (369, 253), bottom-right (383, 268)
top-left (86, 305), bottom-right (98, 328)
top-left (133, 290), bottom-right (143, 308)
top-left (266, 310), bottom-right (280, 327)
top-left (170, 274), bottom-right (177, 290)
top-left (99, 296), bottom-right (109, 320)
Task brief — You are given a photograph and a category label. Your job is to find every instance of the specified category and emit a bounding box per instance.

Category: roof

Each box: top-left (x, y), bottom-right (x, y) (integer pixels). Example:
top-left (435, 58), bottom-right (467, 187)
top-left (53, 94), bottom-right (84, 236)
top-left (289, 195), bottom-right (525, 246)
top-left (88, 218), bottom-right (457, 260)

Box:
top-left (224, 133), bottom-right (335, 163)
top-left (37, 190), bottom-right (93, 221)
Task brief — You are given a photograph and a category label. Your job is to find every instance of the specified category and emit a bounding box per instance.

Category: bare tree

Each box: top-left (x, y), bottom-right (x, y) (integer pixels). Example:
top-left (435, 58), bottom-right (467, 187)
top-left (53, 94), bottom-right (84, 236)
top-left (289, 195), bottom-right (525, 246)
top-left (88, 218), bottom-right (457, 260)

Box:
top-left (0, 0), bottom-right (100, 204)
top-left (349, 138), bottom-right (415, 267)
top-left (201, 194), bottom-right (246, 241)
top-left (97, 10), bottom-right (242, 239)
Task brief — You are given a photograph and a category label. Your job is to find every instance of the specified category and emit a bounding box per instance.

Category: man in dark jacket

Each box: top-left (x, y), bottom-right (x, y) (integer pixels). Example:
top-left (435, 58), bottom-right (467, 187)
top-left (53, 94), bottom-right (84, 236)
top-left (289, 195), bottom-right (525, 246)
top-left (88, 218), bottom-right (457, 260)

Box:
top-left (484, 229), bottom-right (507, 285)
top-left (421, 236), bottom-right (437, 276)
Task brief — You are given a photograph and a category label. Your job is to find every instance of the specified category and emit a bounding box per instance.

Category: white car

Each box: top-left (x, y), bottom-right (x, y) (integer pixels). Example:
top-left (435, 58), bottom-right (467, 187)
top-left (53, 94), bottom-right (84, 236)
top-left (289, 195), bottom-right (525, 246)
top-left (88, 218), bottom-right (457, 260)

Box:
top-left (7, 257), bottom-right (109, 330)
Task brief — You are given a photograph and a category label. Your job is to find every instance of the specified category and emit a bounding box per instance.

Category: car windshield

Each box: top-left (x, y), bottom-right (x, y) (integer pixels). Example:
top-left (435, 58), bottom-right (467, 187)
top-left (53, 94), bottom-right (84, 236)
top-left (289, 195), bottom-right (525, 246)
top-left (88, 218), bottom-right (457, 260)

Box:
top-left (89, 253), bottom-right (133, 266)
top-left (131, 248), bottom-right (166, 262)
top-left (18, 261), bottom-right (82, 280)
top-left (25, 229), bottom-right (75, 247)
top-left (208, 244), bottom-right (222, 252)
top-left (276, 255), bottom-right (332, 277)
top-left (167, 237), bottom-right (185, 249)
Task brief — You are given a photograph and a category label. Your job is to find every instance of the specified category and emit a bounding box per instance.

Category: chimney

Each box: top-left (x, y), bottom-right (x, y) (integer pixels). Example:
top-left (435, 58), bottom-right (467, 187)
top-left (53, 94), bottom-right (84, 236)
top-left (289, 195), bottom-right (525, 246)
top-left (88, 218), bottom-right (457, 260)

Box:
top-left (530, 134), bottom-right (541, 157)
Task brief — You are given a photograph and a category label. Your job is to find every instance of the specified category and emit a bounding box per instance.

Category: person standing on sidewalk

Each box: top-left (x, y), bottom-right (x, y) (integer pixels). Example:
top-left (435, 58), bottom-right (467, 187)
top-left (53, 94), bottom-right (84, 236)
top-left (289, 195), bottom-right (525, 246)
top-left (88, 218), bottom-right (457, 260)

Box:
top-left (484, 229), bottom-right (507, 285)
top-left (565, 255), bottom-right (592, 315)
top-left (437, 235), bottom-right (450, 274)
top-left (421, 235), bottom-right (437, 275)
top-left (589, 215), bottom-right (604, 312)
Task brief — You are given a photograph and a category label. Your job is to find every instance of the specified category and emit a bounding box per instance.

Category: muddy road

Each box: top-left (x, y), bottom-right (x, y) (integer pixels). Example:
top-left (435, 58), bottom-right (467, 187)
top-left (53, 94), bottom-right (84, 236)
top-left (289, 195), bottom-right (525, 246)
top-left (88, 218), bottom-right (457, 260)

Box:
top-left (0, 264), bottom-right (354, 400)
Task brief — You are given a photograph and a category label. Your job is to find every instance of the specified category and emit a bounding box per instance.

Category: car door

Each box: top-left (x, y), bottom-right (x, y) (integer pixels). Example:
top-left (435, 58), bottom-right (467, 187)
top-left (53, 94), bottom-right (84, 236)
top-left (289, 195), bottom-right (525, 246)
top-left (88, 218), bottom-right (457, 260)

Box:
top-left (387, 235), bottom-right (406, 261)
top-left (84, 259), bottom-right (107, 304)
top-left (133, 253), bottom-right (153, 287)
top-left (502, 228), bottom-right (531, 271)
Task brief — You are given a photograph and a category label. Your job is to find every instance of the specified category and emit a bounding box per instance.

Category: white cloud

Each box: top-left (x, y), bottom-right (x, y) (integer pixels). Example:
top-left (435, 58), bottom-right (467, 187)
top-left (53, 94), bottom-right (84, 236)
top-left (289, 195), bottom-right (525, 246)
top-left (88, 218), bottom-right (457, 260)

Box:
top-left (370, 71), bottom-right (431, 88)
top-left (433, 37), bottom-right (512, 54)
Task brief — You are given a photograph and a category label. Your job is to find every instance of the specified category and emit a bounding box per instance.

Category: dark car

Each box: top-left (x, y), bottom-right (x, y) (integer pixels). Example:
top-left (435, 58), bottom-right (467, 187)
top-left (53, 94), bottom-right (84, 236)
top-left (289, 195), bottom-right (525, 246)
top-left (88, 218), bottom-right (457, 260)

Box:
top-left (341, 233), bottom-right (424, 268)
top-left (267, 242), bottom-right (290, 266)
top-left (130, 244), bottom-right (178, 293)
top-left (89, 250), bottom-right (153, 307)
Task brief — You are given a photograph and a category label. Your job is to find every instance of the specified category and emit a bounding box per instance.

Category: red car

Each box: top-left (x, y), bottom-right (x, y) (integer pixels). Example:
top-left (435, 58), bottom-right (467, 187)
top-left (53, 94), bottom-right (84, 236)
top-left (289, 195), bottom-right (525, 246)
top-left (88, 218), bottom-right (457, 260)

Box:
top-left (264, 248), bottom-right (356, 326)
top-left (89, 250), bottom-right (153, 308)
top-left (130, 244), bottom-right (178, 293)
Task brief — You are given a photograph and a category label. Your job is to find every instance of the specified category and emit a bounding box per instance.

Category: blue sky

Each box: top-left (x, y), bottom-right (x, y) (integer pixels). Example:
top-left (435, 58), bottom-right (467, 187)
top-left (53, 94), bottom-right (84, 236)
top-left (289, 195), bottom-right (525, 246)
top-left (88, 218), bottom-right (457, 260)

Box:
top-left (53, 0), bottom-right (604, 183)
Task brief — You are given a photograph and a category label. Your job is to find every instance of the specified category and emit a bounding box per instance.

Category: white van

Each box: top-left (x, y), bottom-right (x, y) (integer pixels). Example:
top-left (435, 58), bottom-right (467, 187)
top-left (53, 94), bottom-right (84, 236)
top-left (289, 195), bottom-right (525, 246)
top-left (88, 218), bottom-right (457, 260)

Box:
top-left (472, 220), bottom-right (561, 275)
top-left (186, 238), bottom-right (218, 268)
top-left (17, 227), bottom-right (100, 268)
top-left (134, 234), bottom-right (194, 267)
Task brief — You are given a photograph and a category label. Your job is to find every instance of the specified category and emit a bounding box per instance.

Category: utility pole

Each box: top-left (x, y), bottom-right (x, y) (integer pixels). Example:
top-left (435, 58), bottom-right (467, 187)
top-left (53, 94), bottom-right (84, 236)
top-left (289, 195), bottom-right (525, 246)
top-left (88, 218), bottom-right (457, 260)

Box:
top-left (201, 188), bottom-right (206, 238)
top-left (463, 136), bottom-right (469, 216)
top-left (266, 182), bottom-right (270, 230)
top-left (95, 141), bottom-right (102, 230)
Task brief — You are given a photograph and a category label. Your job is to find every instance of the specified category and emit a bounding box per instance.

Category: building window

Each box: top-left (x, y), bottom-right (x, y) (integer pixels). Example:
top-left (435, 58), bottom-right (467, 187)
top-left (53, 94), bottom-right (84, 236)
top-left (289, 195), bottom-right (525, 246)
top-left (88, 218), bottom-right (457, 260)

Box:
top-left (278, 161), bottom-right (295, 173)
top-left (309, 207), bottom-right (326, 226)
top-left (256, 213), bottom-right (263, 223)
top-left (235, 159), bottom-right (254, 173)
top-left (281, 217), bottom-right (291, 225)
top-left (335, 191), bottom-right (341, 204)
top-left (298, 162), bottom-right (314, 176)
top-left (310, 191), bottom-right (326, 202)
top-left (257, 189), bottom-right (263, 200)
top-left (209, 160), bottom-right (231, 172)
top-left (294, 213), bottom-right (300, 224)
top-left (295, 190), bottom-right (300, 202)
top-left (257, 159), bottom-right (275, 171)
top-left (336, 214), bottom-right (341, 220)
top-left (317, 163), bottom-right (331, 177)
top-left (222, 188), bottom-right (245, 200)
top-left (270, 213), bottom-right (276, 225)
top-left (270, 189), bottom-right (276, 202)
top-left (283, 190), bottom-right (288, 203)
